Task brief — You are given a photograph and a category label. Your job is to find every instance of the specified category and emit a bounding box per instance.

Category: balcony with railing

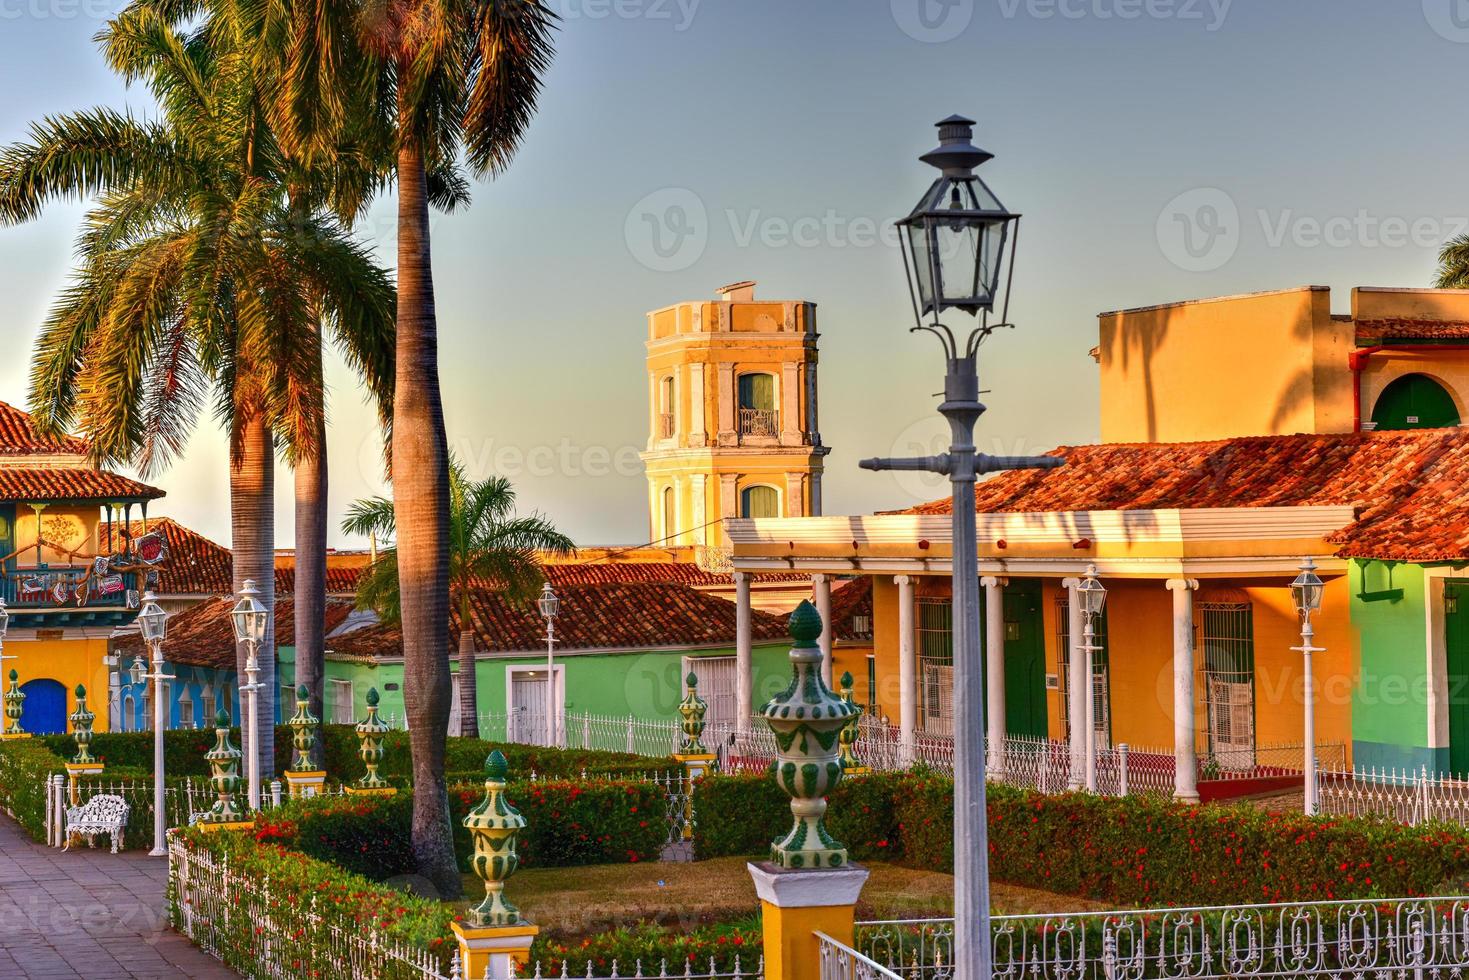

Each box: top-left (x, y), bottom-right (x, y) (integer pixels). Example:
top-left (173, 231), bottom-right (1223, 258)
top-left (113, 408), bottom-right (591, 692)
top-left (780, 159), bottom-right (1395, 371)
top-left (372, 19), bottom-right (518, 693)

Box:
top-left (4, 564), bottom-right (143, 624)
top-left (658, 413), bottom-right (676, 439)
top-left (738, 408), bottom-right (779, 439)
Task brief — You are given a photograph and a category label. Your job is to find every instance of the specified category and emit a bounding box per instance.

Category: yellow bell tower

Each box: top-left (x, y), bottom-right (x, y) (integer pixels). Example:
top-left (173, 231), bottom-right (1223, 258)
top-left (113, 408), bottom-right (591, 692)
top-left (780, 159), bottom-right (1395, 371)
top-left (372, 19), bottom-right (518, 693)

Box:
top-left (641, 281), bottom-right (829, 563)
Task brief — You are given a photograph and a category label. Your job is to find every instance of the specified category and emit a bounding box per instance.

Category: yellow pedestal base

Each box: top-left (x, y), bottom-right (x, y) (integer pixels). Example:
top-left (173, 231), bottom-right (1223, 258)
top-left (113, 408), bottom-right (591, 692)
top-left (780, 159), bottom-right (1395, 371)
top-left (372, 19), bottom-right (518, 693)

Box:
top-left (194, 820), bottom-right (256, 834)
top-left (285, 770), bottom-right (327, 798)
top-left (344, 785), bottom-right (397, 797)
top-left (843, 766), bottom-right (873, 777)
top-left (0, 732), bottom-right (32, 740)
top-left (451, 921), bottom-right (539, 980)
top-left (65, 762), bottom-right (104, 777)
top-left (748, 861), bottom-right (869, 980)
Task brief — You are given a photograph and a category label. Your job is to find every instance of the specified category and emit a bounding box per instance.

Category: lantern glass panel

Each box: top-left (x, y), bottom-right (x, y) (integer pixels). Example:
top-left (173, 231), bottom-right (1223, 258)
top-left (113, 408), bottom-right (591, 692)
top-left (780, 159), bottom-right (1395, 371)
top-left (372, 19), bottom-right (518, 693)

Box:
top-left (538, 585), bottom-right (560, 621)
top-left (1291, 571), bottom-right (1325, 617)
top-left (138, 601), bottom-right (167, 643)
top-left (903, 175), bottom-right (1014, 318)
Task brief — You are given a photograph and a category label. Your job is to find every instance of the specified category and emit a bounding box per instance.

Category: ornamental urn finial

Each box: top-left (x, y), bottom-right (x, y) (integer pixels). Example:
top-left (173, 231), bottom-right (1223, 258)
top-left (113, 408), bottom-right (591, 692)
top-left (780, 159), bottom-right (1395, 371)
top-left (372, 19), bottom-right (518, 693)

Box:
top-left (678, 670), bottom-right (708, 755)
top-left (286, 684), bottom-right (320, 774)
top-left (202, 707), bottom-right (246, 823)
top-left (69, 684), bottom-right (97, 765)
top-left (355, 687), bottom-right (391, 790)
top-left (463, 749), bottom-right (529, 927)
top-left (758, 600), bottom-right (859, 869)
top-left (3, 669), bottom-right (25, 737)
top-left (838, 671), bottom-right (865, 772)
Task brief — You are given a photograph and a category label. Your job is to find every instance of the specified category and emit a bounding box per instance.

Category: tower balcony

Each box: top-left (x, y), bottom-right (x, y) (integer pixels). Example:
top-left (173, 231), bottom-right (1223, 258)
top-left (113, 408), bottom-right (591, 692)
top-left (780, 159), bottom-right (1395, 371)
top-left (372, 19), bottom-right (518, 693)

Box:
top-left (658, 413), bottom-right (676, 439)
top-left (738, 408), bottom-right (779, 439)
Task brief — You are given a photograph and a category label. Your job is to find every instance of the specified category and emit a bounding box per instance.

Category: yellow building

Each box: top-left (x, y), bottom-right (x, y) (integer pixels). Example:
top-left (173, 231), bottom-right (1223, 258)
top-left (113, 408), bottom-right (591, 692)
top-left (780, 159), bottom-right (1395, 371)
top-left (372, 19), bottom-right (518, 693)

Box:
top-left (0, 401), bottom-right (165, 735)
top-left (640, 281), bottom-right (828, 564)
top-left (1098, 285), bottom-right (1469, 442)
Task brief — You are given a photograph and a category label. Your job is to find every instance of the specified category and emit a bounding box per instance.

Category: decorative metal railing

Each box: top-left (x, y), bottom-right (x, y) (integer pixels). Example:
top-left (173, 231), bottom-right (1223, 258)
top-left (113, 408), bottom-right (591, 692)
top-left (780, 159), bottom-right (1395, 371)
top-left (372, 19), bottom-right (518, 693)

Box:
top-left (3, 565), bottom-right (140, 609)
top-left (1319, 764), bottom-right (1469, 825)
top-left (859, 896), bottom-right (1469, 979)
top-left (659, 413), bottom-right (676, 439)
top-left (817, 931), bottom-right (903, 980)
top-left (738, 408), bottom-right (778, 438)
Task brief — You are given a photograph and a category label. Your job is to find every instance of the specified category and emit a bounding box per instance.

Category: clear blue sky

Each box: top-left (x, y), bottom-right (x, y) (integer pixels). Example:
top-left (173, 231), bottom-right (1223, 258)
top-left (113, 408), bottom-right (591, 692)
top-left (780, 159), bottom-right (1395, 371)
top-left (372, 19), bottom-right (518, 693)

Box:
top-left (1, 0), bottom-right (1464, 548)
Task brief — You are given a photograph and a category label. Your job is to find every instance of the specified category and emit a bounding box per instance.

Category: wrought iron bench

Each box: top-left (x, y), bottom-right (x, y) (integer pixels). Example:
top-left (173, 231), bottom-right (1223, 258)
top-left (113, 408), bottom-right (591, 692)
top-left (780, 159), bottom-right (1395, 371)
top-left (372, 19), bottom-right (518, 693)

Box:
top-left (64, 794), bottom-right (130, 853)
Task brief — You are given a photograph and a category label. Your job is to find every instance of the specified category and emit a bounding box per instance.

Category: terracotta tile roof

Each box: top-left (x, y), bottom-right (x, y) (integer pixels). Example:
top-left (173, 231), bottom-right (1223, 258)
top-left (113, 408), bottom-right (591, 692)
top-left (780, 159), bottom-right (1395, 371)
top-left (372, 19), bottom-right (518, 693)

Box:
top-left (1355, 318), bottom-right (1469, 343)
top-left (329, 581), bottom-right (790, 659)
top-left (897, 429), bottom-right (1469, 562)
top-left (542, 562), bottom-right (807, 587)
top-left (101, 518), bottom-right (363, 596)
top-left (0, 401), bottom-right (89, 455)
top-left (0, 465), bottom-right (162, 502)
top-left (827, 577), bottom-right (873, 642)
top-left (113, 595), bottom-right (355, 669)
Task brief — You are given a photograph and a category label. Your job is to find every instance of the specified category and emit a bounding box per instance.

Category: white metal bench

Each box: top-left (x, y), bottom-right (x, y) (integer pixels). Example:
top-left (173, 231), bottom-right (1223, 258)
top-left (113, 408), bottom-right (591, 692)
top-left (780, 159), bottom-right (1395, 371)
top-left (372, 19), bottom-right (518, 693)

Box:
top-left (64, 794), bottom-right (130, 853)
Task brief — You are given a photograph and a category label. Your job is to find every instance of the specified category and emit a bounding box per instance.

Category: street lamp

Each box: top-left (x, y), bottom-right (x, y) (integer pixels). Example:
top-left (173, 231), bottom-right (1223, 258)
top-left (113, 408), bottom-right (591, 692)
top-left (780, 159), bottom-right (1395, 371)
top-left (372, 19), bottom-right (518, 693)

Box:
top-left (537, 583), bottom-right (560, 748)
top-left (134, 591), bottom-right (170, 855)
top-left (231, 580), bottom-right (268, 811)
top-left (861, 116), bottom-right (1064, 980)
top-left (1290, 557), bottom-right (1325, 816)
top-left (1077, 565), bottom-right (1107, 793)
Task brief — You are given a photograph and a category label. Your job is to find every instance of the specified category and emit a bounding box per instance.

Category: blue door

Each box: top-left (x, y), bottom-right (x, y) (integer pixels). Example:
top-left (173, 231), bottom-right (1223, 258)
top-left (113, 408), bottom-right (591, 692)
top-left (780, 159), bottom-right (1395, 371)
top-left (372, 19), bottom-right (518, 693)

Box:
top-left (19, 679), bottom-right (67, 735)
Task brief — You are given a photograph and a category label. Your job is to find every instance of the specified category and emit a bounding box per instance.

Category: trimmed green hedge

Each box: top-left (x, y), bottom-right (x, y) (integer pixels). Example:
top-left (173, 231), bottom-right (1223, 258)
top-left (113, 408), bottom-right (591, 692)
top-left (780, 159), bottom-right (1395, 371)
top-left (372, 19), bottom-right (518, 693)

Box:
top-left (695, 772), bottom-right (1469, 906)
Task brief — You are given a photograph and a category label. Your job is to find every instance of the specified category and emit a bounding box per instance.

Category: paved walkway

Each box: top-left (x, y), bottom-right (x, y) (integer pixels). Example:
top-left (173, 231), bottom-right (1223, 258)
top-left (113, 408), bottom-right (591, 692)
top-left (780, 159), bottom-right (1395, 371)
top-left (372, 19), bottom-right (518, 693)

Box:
top-left (0, 816), bottom-right (237, 979)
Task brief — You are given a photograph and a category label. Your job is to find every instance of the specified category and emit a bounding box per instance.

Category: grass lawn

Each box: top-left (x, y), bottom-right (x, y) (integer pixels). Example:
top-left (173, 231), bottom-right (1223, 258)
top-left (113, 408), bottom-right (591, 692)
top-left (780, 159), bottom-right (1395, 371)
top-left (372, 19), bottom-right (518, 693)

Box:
top-left (460, 858), bottom-right (1114, 938)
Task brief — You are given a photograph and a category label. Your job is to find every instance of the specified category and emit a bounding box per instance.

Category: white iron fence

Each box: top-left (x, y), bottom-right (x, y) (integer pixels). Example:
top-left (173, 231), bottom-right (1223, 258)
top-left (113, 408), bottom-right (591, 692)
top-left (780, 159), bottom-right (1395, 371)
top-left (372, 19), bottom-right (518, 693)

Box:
top-left (859, 895), bottom-right (1469, 979)
top-left (1319, 764), bottom-right (1469, 825)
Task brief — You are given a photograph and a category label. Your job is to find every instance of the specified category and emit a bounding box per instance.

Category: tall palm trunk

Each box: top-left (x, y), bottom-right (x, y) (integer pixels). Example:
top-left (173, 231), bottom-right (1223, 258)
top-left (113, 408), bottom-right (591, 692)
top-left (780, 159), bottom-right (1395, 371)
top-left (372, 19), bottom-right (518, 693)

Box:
top-left (294, 405), bottom-right (328, 767)
top-left (393, 132), bottom-right (461, 898)
top-left (231, 410), bottom-right (277, 780)
top-left (458, 581), bottom-right (478, 738)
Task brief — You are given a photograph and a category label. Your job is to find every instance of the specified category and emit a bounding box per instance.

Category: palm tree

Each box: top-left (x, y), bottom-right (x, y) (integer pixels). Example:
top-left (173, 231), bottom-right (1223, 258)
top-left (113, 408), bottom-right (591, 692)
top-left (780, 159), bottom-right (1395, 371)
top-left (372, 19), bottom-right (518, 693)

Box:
top-left (342, 464), bottom-right (574, 736)
top-left (2, 6), bottom-right (397, 780)
top-left (266, 0), bottom-right (557, 894)
top-left (1437, 235), bottom-right (1469, 288)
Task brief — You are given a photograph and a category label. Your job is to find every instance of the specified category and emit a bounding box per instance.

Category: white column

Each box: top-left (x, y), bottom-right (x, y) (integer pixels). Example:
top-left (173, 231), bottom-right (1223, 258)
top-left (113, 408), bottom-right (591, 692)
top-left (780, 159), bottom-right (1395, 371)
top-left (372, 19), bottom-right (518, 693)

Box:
top-left (982, 576), bottom-right (1007, 779)
top-left (1167, 578), bottom-right (1201, 803)
top-left (735, 571), bottom-right (753, 731)
top-left (896, 575), bottom-right (917, 764)
top-left (1063, 578), bottom-right (1085, 789)
top-left (813, 573), bottom-right (833, 682)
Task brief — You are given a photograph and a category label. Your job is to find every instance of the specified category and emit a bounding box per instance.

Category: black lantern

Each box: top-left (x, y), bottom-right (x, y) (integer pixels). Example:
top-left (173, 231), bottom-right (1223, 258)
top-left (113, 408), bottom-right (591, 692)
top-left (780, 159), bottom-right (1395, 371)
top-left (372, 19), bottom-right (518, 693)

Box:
top-left (231, 579), bottom-right (268, 646)
top-left (898, 115), bottom-right (1021, 337)
top-left (1291, 557), bottom-right (1325, 622)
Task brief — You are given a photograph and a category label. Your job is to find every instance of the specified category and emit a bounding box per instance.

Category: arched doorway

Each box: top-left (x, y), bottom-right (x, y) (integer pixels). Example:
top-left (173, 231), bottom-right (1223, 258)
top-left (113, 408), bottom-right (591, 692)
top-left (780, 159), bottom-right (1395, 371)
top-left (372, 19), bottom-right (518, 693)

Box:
top-left (1371, 374), bottom-right (1460, 430)
top-left (19, 678), bottom-right (67, 735)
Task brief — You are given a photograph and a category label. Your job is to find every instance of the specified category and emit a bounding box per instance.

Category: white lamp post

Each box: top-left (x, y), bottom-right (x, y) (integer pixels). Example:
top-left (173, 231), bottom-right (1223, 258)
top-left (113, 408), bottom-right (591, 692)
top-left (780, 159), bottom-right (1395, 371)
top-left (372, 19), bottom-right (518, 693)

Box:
top-left (132, 592), bottom-right (170, 855)
top-left (538, 583), bottom-right (560, 748)
top-left (1077, 565), bottom-right (1107, 793)
top-left (231, 579), bottom-right (269, 811)
top-left (1290, 557), bottom-right (1325, 816)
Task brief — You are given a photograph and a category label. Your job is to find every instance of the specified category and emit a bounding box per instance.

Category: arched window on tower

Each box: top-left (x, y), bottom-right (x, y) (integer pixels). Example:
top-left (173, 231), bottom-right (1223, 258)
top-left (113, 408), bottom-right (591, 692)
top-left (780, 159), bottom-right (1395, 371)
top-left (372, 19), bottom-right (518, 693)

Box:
top-left (662, 485), bottom-right (678, 542)
top-left (658, 376), bottom-right (675, 439)
top-left (740, 485), bottom-right (780, 519)
top-left (1371, 373), bottom-right (1461, 430)
top-left (737, 373), bottom-right (777, 437)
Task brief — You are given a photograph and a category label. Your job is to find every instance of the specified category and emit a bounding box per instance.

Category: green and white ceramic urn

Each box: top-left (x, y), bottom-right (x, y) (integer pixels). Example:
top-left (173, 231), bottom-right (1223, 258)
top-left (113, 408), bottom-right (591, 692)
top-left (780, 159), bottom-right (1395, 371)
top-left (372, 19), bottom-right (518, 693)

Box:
top-left (759, 600), bottom-right (859, 869)
top-left (464, 750), bottom-right (527, 927)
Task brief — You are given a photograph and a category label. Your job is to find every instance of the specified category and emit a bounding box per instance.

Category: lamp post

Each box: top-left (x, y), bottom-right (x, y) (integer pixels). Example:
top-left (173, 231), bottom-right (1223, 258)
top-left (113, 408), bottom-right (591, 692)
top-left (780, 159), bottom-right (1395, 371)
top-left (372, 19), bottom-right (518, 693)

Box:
top-left (1290, 557), bottom-right (1325, 816)
top-left (537, 583), bottom-right (560, 748)
top-left (231, 579), bottom-right (269, 812)
top-left (860, 116), bottom-right (1063, 980)
top-left (1077, 565), bottom-right (1107, 793)
top-left (130, 592), bottom-right (170, 855)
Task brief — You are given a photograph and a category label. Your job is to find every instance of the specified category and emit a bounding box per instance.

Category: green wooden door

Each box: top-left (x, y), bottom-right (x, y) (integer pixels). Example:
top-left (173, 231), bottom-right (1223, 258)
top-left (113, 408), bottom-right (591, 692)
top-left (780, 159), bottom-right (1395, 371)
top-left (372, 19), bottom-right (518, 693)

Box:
top-left (1002, 580), bottom-right (1048, 739)
top-left (1447, 581), bottom-right (1469, 777)
top-left (1371, 374), bottom-right (1460, 430)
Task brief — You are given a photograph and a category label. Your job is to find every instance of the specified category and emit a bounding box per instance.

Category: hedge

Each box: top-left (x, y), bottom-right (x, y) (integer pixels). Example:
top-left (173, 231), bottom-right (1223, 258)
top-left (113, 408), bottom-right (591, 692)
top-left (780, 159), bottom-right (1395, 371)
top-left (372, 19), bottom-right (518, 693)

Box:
top-left (694, 772), bottom-right (1469, 907)
top-left (249, 778), bottom-right (669, 880)
top-left (531, 920), bottom-right (762, 976)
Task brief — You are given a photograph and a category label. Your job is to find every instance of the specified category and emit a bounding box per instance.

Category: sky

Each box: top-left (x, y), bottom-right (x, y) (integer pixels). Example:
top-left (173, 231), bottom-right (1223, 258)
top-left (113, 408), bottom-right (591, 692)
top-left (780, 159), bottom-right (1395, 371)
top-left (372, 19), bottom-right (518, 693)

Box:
top-left (1, 0), bottom-right (1466, 550)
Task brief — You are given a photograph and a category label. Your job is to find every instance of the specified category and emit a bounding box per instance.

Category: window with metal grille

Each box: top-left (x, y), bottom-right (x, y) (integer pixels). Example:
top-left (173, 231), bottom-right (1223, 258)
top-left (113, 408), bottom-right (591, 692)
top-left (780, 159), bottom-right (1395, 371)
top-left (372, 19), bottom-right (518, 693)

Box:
top-left (683, 655), bottom-right (738, 725)
top-left (1054, 596), bottom-right (1111, 748)
top-left (866, 655), bottom-right (878, 713)
top-left (329, 679), bottom-right (355, 725)
top-left (917, 597), bottom-right (954, 734)
top-left (1197, 602), bottom-right (1255, 768)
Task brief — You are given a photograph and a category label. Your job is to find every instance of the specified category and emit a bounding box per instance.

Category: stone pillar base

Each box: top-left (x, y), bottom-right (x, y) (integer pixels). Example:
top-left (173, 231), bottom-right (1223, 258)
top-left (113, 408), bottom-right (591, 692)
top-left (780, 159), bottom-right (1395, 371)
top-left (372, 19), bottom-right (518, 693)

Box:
top-left (285, 770), bottom-right (327, 798)
top-left (748, 861), bottom-right (869, 980)
top-left (451, 921), bottom-right (539, 980)
top-left (344, 785), bottom-right (397, 797)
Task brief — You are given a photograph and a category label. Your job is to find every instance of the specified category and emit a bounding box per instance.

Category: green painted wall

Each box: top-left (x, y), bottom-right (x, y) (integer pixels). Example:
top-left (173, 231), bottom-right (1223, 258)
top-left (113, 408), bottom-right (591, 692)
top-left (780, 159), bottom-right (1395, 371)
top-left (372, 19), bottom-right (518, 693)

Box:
top-left (1350, 560), bottom-right (1439, 770)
